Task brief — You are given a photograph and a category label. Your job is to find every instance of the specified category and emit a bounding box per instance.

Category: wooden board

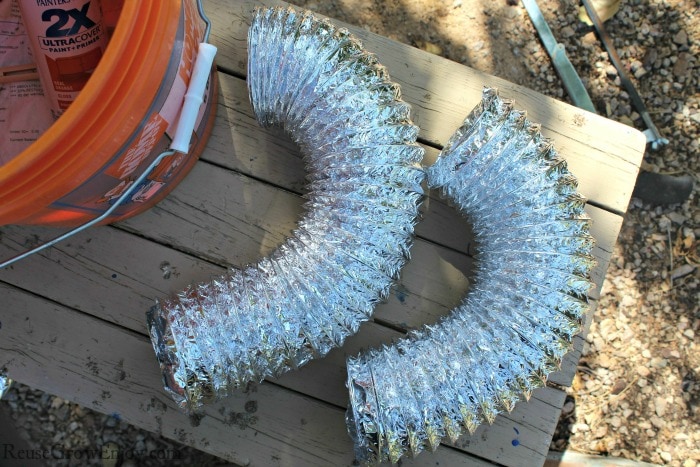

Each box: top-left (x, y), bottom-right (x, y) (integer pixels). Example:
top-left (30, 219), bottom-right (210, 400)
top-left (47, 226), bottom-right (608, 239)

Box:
top-left (0, 155), bottom-right (619, 353)
top-left (206, 0), bottom-right (646, 215)
top-left (0, 0), bottom-right (646, 465)
top-left (1, 283), bottom-right (492, 467)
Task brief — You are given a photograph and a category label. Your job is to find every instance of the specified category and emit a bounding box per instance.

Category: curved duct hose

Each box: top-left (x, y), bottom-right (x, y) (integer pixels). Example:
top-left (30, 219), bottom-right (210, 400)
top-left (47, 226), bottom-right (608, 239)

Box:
top-left (146, 6), bottom-right (425, 413)
top-left (346, 88), bottom-right (596, 464)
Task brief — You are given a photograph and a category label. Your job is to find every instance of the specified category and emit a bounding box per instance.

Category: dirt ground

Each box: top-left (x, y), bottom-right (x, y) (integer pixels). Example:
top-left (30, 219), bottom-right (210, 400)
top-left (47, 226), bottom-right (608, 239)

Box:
top-left (1, 1), bottom-right (697, 466)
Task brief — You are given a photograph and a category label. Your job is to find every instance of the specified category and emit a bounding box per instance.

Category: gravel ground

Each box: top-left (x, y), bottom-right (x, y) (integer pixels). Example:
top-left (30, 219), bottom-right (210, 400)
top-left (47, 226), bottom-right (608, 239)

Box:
top-left (1, 1), bottom-right (698, 466)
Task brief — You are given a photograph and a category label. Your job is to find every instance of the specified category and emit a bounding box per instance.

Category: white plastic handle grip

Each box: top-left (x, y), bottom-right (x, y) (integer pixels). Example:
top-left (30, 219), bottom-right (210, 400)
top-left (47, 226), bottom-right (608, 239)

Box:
top-left (170, 42), bottom-right (217, 153)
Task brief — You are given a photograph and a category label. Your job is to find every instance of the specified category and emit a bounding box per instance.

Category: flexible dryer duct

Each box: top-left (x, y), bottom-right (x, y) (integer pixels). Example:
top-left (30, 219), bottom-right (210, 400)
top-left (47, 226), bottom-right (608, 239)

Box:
top-left (346, 89), bottom-right (597, 464)
top-left (147, 6), bottom-right (424, 412)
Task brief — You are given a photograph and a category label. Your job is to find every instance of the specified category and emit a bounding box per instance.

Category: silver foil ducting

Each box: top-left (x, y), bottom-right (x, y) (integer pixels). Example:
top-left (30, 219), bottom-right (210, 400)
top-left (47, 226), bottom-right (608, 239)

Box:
top-left (146, 6), bottom-right (424, 412)
top-left (0, 369), bottom-right (12, 400)
top-left (346, 88), bottom-right (597, 464)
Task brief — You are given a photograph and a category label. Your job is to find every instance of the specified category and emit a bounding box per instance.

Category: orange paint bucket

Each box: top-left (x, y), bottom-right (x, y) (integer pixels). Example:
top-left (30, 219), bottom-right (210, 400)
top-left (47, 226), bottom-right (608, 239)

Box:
top-left (0, 0), bottom-right (218, 227)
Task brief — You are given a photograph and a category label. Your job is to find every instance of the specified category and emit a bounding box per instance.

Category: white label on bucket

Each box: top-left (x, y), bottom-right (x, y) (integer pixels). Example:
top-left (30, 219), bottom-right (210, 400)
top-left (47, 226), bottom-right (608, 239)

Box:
top-left (0, 0), bottom-right (54, 166)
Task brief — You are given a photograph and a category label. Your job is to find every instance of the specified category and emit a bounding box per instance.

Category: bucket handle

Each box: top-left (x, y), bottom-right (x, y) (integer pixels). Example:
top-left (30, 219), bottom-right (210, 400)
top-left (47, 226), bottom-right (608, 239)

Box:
top-left (0, 0), bottom-right (217, 270)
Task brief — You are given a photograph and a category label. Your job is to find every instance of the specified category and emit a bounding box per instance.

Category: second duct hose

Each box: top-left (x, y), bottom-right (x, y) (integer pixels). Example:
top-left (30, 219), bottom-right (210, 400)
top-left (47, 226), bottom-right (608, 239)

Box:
top-left (346, 89), bottom-right (596, 464)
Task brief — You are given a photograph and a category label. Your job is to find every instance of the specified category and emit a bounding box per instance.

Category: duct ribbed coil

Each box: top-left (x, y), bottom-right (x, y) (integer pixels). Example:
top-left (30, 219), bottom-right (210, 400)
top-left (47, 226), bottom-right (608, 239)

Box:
top-left (146, 6), bottom-right (424, 413)
top-left (346, 88), bottom-right (596, 464)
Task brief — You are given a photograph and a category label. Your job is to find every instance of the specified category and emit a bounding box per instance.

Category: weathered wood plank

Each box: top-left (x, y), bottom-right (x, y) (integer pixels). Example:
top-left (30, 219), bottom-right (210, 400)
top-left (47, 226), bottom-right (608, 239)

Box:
top-left (116, 157), bottom-right (617, 288)
top-left (0, 197), bottom-right (598, 467)
top-left (0, 217), bottom-right (587, 395)
top-left (0, 146), bottom-right (616, 382)
top-left (204, 0), bottom-right (646, 215)
top-left (0, 179), bottom-right (614, 334)
top-left (0, 193), bottom-right (577, 464)
top-left (0, 228), bottom-right (559, 465)
top-left (0, 218), bottom-right (468, 337)
top-left (0, 281), bottom-right (514, 467)
top-left (0, 97), bottom-right (624, 465)
top-left (0, 213), bottom-right (579, 397)
top-left (201, 70), bottom-right (630, 260)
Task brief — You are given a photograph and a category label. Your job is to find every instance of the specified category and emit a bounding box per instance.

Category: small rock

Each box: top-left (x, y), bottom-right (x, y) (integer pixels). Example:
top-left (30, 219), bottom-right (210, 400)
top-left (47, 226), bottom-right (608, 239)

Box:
top-left (55, 405), bottom-right (70, 422)
top-left (560, 26), bottom-right (575, 38)
top-left (634, 67), bottom-right (647, 79)
top-left (620, 295), bottom-right (637, 308)
top-left (49, 396), bottom-right (65, 410)
top-left (594, 425), bottom-right (608, 438)
top-left (683, 329), bottom-right (695, 340)
top-left (673, 30), bottom-right (688, 46)
top-left (673, 53), bottom-right (690, 77)
top-left (660, 451), bottom-right (673, 462)
top-left (643, 48), bottom-right (658, 68)
top-left (610, 379), bottom-right (627, 395)
top-left (649, 415), bottom-right (666, 430)
top-left (101, 428), bottom-right (117, 442)
top-left (83, 413), bottom-right (96, 429)
top-left (667, 211), bottom-right (687, 224)
top-left (672, 264), bottom-right (696, 281)
top-left (146, 440), bottom-right (158, 453)
top-left (562, 400), bottom-right (575, 415)
top-left (599, 317), bottom-right (616, 335)
top-left (572, 422), bottom-right (590, 433)
top-left (654, 397), bottom-right (668, 417)
top-left (661, 348), bottom-right (681, 359)
top-left (598, 353), bottom-right (614, 368)
top-left (651, 357), bottom-right (668, 368)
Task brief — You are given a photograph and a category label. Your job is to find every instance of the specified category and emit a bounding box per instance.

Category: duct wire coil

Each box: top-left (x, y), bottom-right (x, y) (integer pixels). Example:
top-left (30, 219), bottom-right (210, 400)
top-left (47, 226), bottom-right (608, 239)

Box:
top-left (146, 6), bottom-right (425, 412)
top-left (346, 89), bottom-right (597, 464)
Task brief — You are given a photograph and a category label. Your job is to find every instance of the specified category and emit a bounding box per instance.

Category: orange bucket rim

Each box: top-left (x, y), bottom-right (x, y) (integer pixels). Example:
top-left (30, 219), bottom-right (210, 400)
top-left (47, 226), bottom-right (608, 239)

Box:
top-left (0, 1), bottom-right (182, 218)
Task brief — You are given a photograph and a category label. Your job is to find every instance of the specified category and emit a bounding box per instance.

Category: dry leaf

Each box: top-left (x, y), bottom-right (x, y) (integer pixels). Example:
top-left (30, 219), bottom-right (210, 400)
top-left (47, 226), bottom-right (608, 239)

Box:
top-left (418, 41), bottom-right (443, 56)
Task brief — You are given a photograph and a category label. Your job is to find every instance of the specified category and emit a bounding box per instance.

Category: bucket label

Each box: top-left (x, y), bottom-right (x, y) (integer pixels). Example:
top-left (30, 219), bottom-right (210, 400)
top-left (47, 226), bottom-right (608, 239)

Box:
top-left (18, 0), bottom-right (108, 117)
top-left (108, 114), bottom-right (170, 181)
top-left (0, 0), bottom-right (55, 165)
top-left (50, 0), bottom-right (216, 219)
